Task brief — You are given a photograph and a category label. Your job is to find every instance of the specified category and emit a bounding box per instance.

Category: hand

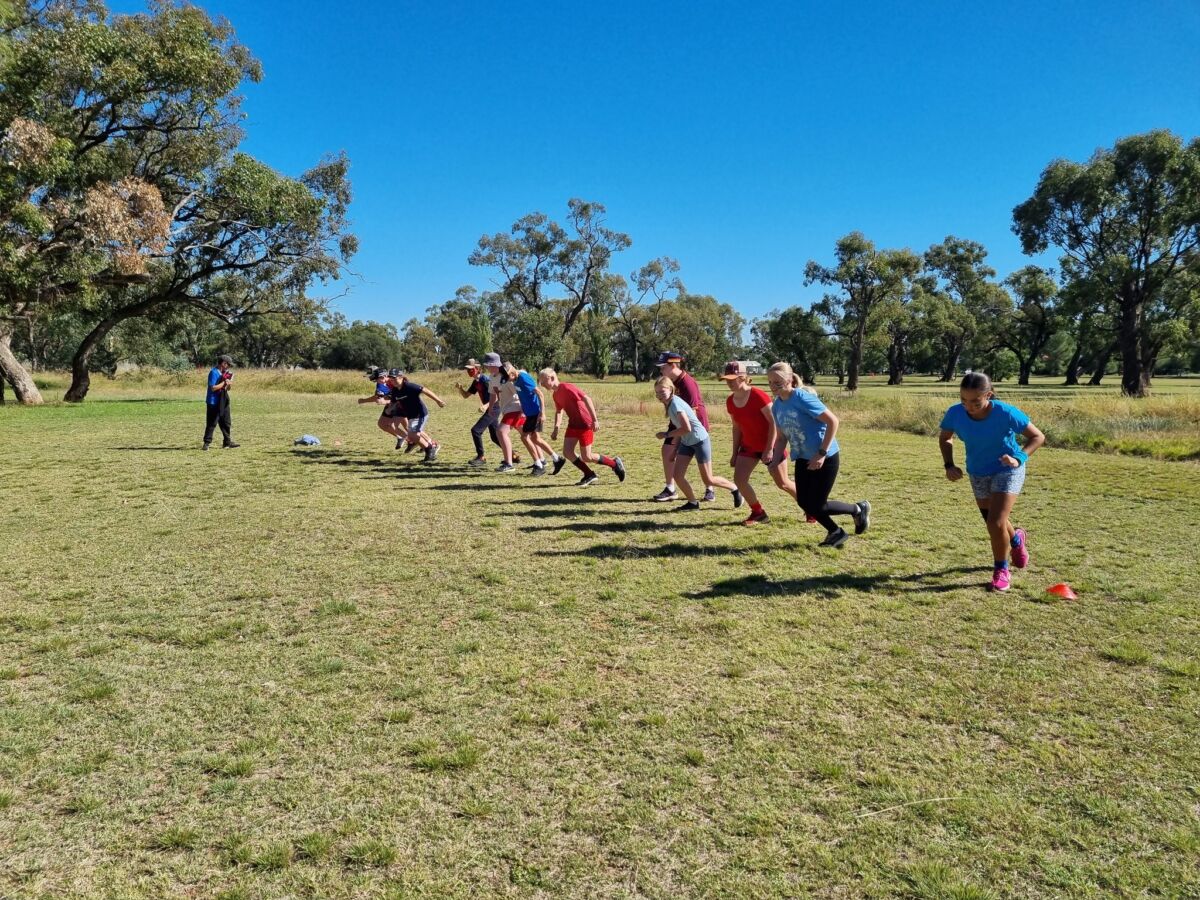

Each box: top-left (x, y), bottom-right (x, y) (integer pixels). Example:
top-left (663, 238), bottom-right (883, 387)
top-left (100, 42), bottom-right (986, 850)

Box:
top-left (438, 400), bottom-right (446, 408)
top-left (551, 428), bottom-right (559, 440)
top-left (656, 431), bottom-right (668, 440)
top-left (999, 454), bottom-right (1020, 468)
top-left (729, 454), bottom-right (738, 468)
top-left (537, 415), bottom-right (544, 427)
top-left (945, 465), bottom-right (963, 482)
top-left (761, 450), bottom-right (774, 465)
top-left (593, 420), bottom-right (600, 432)
top-left (806, 453), bottom-right (826, 471)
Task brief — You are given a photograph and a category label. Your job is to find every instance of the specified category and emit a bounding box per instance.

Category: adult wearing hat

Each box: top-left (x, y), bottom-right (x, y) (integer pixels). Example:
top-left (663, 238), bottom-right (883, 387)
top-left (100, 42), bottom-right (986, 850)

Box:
top-left (202, 354), bottom-right (239, 450)
top-left (652, 350), bottom-right (711, 501)
top-left (457, 357), bottom-right (503, 467)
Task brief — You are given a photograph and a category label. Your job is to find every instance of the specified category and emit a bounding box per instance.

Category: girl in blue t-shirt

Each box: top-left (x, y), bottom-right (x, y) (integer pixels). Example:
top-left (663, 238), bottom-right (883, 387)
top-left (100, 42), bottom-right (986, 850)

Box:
top-left (766, 362), bottom-right (869, 548)
top-left (938, 372), bottom-right (1045, 593)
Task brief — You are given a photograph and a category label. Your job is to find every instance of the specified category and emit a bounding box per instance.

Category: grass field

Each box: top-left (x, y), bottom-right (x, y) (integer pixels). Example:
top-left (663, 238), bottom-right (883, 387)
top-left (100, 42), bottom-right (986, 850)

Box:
top-left (2, 374), bottom-right (1199, 898)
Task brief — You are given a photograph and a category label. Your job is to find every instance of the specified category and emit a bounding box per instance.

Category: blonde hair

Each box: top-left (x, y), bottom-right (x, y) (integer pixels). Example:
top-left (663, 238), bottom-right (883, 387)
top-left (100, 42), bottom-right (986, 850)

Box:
top-left (538, 367), bottom-right (557, 383)
top-left (768, 361), bottom-right (814, 393)
top-left (654, 375), bottom-right (676, 395)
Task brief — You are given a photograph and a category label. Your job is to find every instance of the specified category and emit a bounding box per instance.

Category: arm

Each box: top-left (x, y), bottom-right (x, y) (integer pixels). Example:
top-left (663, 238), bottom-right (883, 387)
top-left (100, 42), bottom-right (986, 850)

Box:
top-left (551, 404), bottom-right (564, 439)
top-left (657, 412), bottom-right (692, 440)
top-left (457, 383), bottom-right (471, 399)
top-left (1001, 422), bottom-right (1045, 467)
top-left (759, 404), bottom-right (778, 464)
top-left (421, 387), bottom-right (446, 408)
top-left (939, 429), bottom-right (963, 481)
top-left (583, 394), bottom-right (600, 431)
top-left (535, 387), bottom-right (546, 423)
top-left (806, 411), bottom-right (839, 470)
top-left (729, 423), bottom-right (742, 468)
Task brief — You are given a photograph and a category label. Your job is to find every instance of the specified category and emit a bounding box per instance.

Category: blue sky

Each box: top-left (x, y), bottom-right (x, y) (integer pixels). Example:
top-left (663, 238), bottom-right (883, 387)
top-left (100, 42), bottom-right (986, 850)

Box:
top-left (116, 0), bottom-right (1200, 328)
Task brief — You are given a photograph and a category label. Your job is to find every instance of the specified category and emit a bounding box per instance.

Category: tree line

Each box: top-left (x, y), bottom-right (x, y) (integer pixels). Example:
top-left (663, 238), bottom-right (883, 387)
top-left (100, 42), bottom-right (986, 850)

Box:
top-left (2, 2), bottom-right (1197, 403)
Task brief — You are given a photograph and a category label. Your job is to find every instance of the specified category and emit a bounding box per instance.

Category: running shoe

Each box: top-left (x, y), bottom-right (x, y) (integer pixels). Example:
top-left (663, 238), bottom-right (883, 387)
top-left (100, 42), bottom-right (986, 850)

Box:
top-left (675, 500), bottom-right (701, 511)
top-left (731, 488), bottom-right (743, 509)
top-left (1011, 529), bottom-right (1030, 569)
top-left (423, 444), bottom-right (439, 463)
top-left (222, 441), bottom-right (240, 449)
top-left (404, 440), bottom-right (417, 454)
top-left (743, 509), bottom-right (770, 526)
top-left (468, 457), bottom-right (487, 468)
top-left (805, 515), bottom-right (818, 524)
top-left (202, 443), bottom-right (210, 451)
top-left (702, 488), bottom-right (716, 502)
top-left (496, 463), bottom-right (516, 473)
top-left (552, 456), bottom-right (567, 475)
top-left (991, 566), bottom-right (1012, 592)
top-left (577, 473), bottom-right (599, 487)
top-left (818, 528), bottom-right (850, 548)
top-left (652, 487), bottom-right (677, 502)
top-left (853, 500), bottom-right (871, 535)
top-left (395, 438), bottom-right (405, 450)
top-left (531, 464), bottom-right (546, 477)
top-left (613, 457), bottom-right (626, 483)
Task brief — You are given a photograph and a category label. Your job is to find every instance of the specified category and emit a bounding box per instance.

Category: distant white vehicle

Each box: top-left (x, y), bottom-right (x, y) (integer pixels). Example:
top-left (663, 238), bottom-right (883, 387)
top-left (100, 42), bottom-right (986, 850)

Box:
top-left (739, 360), bottom-right (764, 375)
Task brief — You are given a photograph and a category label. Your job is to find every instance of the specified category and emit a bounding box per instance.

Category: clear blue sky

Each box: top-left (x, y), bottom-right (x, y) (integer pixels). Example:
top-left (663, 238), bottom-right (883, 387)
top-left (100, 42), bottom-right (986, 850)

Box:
top-left (117, 0), bottom-right (1200, 329)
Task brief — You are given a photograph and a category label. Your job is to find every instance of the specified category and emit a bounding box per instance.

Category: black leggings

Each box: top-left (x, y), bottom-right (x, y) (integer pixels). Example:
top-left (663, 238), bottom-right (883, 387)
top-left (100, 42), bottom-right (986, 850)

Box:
top-left (794, 452), bottom-right (857, 532)
top-left (471, 413), bottom-right (501, 457)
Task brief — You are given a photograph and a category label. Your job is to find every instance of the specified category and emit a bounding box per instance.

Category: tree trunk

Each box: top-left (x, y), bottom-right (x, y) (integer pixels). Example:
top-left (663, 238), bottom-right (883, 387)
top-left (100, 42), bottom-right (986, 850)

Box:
top-left (1018, 358), bottom-right (1033, 386)
top-left (846, 326), bottom-right (864, 392)
top-left (64, 298), bottom-right (166, 402)
top-left (1116, 296), bottom-right (1149, 398)
top-left (940, 345), bottom-right (961, 382)
top-left (0, 326), bottom-right (44, 405)
top-left (887, 341), bottom-right (905, 385)
top-left (1063, 344), bottom-right (1084, 385)
top-left (1089, 342), bottom-right (1115, 386)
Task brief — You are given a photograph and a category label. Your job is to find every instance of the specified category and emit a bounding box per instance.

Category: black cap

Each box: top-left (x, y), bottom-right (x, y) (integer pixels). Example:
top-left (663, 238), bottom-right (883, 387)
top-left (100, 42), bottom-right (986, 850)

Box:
top-left (655, 350), bottom-right (684, 366)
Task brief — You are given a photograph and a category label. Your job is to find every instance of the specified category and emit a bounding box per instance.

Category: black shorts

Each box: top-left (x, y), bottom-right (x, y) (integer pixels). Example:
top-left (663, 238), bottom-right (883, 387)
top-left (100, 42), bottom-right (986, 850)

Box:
top-left (381, 401), bottom-right (404, 419)
top-left (522, 416), bottom-right (542, 434)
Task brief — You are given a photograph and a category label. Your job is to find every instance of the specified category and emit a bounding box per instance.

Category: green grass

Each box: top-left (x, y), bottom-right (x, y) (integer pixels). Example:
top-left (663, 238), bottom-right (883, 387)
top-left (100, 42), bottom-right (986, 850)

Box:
top-left (1, 376), bottom-right (1198, 896)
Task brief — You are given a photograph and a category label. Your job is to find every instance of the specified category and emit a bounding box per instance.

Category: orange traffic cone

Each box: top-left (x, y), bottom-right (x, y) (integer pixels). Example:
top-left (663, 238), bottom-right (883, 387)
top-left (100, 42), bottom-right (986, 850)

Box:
top-left (1047, 583), bottom-right (1077, 600)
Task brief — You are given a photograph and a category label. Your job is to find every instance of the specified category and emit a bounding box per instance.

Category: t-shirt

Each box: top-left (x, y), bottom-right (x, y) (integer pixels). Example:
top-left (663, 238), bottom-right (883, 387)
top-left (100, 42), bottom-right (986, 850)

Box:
top-left (772, 389), bottom-right (839, 462)
top-left (553, 382), bottom-right (595, 429)
top-left (672, 372), bottom-right (709, 429)
top-left (491, 371), bottom-right (523, 415)
top-left (939, 400), bottom-right (1031, 476)
top-left (667, 395), bottom-right (709, 447)
top-left (206, 367), bottom-right (224, 406)
top-left (466, 374), bottom-right (491, 402)
top-left (726, 387), bottom-right (772, 453)
top-left (374, 382), bottom-right (391, 397)
top-left (513, 370), bottom-right (542, 417)
top-left (390, 380), bottom-right (427, 418)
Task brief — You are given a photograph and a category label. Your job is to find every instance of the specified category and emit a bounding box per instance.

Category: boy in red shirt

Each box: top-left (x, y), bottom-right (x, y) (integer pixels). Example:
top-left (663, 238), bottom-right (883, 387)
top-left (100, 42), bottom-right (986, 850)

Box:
top-left (538, 368), bottom-right (626, 486)
top-left (720, 361), bottom-right (792, 524)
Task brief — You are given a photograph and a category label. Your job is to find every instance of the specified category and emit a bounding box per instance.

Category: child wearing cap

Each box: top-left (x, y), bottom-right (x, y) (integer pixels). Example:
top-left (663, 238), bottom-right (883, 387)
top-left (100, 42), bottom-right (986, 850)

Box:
top-left (483, 353), bottom-right (524, 472)
top-left (457, 359), bottom-right (503, 467)
top-left (720, 361), bottom-right (788, 525)
top-left (538, 368), bottom-right (626, 486)
top-left (655, 376), bottom-right (740, 511)
top-left (767, 362), bottom-right (869, 548)
top-left (388, 369), bottom-right (446, 463)
top-left (358, 366), bottom-right (408, 448)
top-left (512, 365), bottom-right (562, 476)
top-left (938, 372), bottom-right (1044, 592)
top-left (653, 351), bottom-right (713, 503)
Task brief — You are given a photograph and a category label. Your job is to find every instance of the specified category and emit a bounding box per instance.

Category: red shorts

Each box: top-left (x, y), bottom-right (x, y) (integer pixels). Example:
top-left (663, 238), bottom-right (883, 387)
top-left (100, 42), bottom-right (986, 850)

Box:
top-left (565, 426), bottom-right (594, 446)
top-left (737, 445), bottom-right (765, 459)
top-left (501, 411), bottom-right (525, 428)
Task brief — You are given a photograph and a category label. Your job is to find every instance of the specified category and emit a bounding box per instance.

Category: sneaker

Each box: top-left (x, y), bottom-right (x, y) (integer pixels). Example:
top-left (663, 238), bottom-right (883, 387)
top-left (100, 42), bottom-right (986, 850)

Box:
top-left (805, 515), bottom-right (818, 524)
top-left (991, 566), bottom-right (1012, 592)
top-left (429, 443), bottom-right (439, 461)
top-left (202, 443), bottom-right (210, 451)
top-left (731, 488), bottom-right (743, 509)
top-left (675, 500), bottom-right (701, 511)
top-left (395, 438), bottom-right (405, 450)
top-left (1011, 529), bottom-right (1030, 569)
top-left (743, 509), bottom-right (770, 526)
top-left (702, 488), bottom-right (716, 503)
top-left (613, 457), bottom-right (626, 483)
top-left (818, 528), bottom-right (850, 548)
top-left (652, 487), bottom-right (677, 502)
top-left (496, 463), bottom-right (516, 473)
top-left (531, 464), bottom-right (546, 477)
top-left (222, 441), bottom-right (240, 449)
top-left (853, 500), bottom-right (871, 535)
top-left (576, 473), bottom-right (599, 487)
top-left (552, 456), bottom-right (567, 475)
top-left (404, 441), bottom-right (417, 454)
top-left (468, 457), bottom-right (487, 468)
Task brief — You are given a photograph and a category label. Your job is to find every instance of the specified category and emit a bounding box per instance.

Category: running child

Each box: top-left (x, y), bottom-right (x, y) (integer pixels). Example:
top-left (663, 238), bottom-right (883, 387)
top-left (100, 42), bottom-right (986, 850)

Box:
top-left (938, 372), bottom-right (1045, 592)
top-left (655, 376), bottom-right (741, 511)
top-left (389, 369), bottom-right (446, 463)
top-left (767, 362), bottom-right (869, 547)
top-left (538, 368), bottom-right (626, 486)
top-left (512, 365), bottom-right (563, 476)
top-left (457, 358), bottom-right (502, 467)
top-left (358, 366), bottom-right (408, 448)
top-left (720, 361), bottom-right (790, 525)
top-left (482, 352), bottom-right (524, 472)
top-left (652, 350), bottom-right (715, 503)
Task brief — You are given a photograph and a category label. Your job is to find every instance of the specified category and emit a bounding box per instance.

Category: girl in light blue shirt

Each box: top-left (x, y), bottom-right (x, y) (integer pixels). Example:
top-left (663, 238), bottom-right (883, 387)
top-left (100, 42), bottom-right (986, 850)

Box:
top-left (655, 376), bottom-right (741, 512)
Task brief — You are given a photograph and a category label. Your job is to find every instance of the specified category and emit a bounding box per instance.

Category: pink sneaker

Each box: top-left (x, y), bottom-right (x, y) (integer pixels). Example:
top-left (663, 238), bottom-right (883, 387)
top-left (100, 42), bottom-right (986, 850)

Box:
top-left (991, 567), bottom-right (1011, 592)
top-left (1011, 529), bottom-right (1030, 569)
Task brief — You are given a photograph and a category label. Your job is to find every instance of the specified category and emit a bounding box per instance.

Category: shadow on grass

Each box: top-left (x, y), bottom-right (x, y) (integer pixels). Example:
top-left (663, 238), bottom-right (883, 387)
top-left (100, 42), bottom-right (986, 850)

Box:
top-left (111, 446), bottom-right (189, 451)
top-left (687, 566), bottom-right (992, 600)
top-left (539, 540), bottom-right (777, 558)
top-left (522, 517), bottom-right (739, 533)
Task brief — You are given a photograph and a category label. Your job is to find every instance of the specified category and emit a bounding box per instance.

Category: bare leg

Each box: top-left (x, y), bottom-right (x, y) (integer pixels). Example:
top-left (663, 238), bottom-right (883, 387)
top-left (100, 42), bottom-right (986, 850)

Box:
top-left (497, 423), bottom-right (514, 465)
top-left (979, 493), bottom-right (1018, 563)
top-left (661, 441), bottom-right (677, 489)
top-left (768, 458), bottom-right (797, 499)
top-left (733, 455), bottom-right (760, 507)
top-left (672, 454), bottom-right (696, 501)
top-left (696, 459), bottom-right (737, 493)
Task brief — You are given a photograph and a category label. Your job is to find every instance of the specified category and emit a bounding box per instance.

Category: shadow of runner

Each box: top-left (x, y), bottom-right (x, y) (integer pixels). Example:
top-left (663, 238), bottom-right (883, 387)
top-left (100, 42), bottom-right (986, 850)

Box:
top-left (687, 566), bottom-right (992, 600)
top-left (522, 517), bottom-right (736, 533)
top-left (538, 540), bottom-right (780, 559)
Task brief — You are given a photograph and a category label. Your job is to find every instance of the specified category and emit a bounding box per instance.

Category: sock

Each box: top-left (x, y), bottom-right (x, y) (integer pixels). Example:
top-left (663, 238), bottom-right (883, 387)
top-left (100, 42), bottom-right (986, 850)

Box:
top-left (994, 559), bottom-right (1009, 570)
top-left (750, 503), bottom-right (764, 514)
top-left (598, 455), bottom-right (616, 468)
top-left (1010, 531), bottom-right (1023, 548)
top-left (573, 459), bottom-right (596, 478)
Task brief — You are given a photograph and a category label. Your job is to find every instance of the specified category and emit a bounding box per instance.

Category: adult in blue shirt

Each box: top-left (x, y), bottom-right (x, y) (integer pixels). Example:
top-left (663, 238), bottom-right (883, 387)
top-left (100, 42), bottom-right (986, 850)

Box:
top-left (203, 355), bottom-right (239, 450)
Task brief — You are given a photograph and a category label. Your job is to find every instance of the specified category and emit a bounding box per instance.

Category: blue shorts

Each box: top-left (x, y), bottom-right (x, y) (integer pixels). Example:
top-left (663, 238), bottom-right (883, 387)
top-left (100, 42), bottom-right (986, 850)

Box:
top-left (969, 464), bottom-right (1026, 500)
top-left (407, 415), bottom-right (428, 434)
top-left (676, 437), bottom-right (712, 464)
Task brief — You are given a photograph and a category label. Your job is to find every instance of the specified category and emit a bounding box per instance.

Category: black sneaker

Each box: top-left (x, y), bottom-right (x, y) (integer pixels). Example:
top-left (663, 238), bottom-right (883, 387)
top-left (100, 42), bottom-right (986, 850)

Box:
top-left (853, 500), bottom-right (871, 535)
top-left (531, 464), bottom-right (546, 477)
top-left (702, 488), bottom-right (716, 502)
top-left (202, 443), bottom-right (210, 451)
top-left (552, 456), bottom-right (567, 475)
top-left (652, 487), bottom-right (677, 502)
top-left (404, 440), bottom-right (417, 454)
top-left (613, 457), bottom-right (626, 483)
top-left (395, 438), bottom-right (405, 450)
top-left (222, 441), bottom-right (240, 449)
top-left (819, 528), bottom-right (850, 548)
top-left (675, 500), bottom-right (701, 511)
top-left (577, 473), bottom-right (599, 487)
top-left (731, 488), bottom-right (743, 509)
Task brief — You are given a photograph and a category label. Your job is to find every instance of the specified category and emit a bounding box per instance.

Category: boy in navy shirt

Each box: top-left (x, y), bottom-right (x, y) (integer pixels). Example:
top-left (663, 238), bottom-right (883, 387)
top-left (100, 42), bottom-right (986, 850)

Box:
top-left (202, 355), bottom-right (239, 450)
top-left (390, 369), bottom-right (446, 463)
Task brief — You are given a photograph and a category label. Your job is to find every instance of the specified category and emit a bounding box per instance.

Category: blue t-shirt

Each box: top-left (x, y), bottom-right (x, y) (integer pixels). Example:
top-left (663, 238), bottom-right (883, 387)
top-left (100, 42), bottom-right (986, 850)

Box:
top-left (772, 389), bottom-right (839, 461)
top-left (940, 400), bottom-right (1031, 476)
top-left (513, 371), bottom-right (542, 417)
top-left (667, 395), bottom-right (709, 446)
top-left (206, 367), bottom-right (223, 406)
top-left (390, 380), bottom-right (427, 418)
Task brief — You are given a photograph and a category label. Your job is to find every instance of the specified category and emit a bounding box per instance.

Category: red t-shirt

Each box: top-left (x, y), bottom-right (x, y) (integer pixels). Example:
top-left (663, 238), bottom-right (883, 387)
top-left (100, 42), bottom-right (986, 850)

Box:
top-left (673, 372), bottom-right (710, 429)
top-left (553, 382), bottom-right (595, 429)
top-left (726, 387), bottom-right (772, 452)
